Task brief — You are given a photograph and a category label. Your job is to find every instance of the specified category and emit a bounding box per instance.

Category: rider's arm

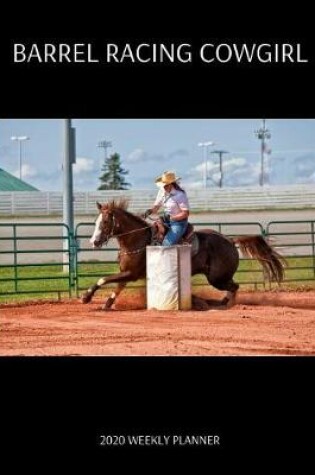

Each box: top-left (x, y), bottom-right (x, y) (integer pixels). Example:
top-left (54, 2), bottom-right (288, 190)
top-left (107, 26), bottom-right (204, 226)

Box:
top-left (144, 203), bottom-right (161, 218)
top-left (171, 191), bottom-right (190, 221)
top-left (151, 204), bottom-right (161, 214)
top-left (150, 189), bottom-right (164, 215)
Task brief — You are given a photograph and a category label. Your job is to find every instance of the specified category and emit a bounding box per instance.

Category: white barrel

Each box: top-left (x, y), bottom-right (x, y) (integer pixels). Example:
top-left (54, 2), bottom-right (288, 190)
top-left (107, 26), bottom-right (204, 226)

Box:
top-left (146, 245), bottom-right (192, 310)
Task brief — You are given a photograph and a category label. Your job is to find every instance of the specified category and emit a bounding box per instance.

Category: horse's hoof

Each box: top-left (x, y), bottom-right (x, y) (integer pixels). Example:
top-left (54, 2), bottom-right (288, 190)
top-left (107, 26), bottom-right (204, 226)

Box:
top-left (192, 295), bottom-right (209, 311)
top-left (100, 304), bottom-right (116, 311)
top-left (100, 297), bottom-right (115, 311)
top-left (100, 305), bottom-right (114, 311)
top-left (220, 294), bottom-right (236, 309)
top-left (81, 292), bottom-right (92, 304)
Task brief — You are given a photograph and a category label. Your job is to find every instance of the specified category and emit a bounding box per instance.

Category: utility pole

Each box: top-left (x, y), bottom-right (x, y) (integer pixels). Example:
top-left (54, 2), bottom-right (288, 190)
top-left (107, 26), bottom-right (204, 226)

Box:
top-left (97, 140), bottom-right (112, 172)
top-left (254, 119), bottom-right (271, 186)
top-left (210, 150), bottom-right (229, 188)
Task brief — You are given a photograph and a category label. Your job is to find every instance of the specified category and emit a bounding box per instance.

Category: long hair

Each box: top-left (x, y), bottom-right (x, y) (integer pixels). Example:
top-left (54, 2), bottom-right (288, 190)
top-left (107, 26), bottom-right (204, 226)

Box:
top-left (172, 182), bottom-right (185, 193)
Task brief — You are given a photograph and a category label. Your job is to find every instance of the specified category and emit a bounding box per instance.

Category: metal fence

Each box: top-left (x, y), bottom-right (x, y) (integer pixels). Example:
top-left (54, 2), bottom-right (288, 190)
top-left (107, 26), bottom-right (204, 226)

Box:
top-left (266, 220), bottom-right (315, 284)
top-left (1, 219), bottom-right (315, 300)
top-left (0, 223), bottom-right (74, 299)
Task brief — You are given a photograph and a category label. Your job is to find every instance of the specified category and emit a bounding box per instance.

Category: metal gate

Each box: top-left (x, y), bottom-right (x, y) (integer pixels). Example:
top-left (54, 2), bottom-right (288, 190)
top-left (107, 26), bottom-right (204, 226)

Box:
top-left (266, 220), bottom-right (315, 284)
top-left (2, 219), bottom-right (315, 301)
top-left (74, 220), bottom-right (266, 294)
top-left (0, 223), bottom-right (75, 300)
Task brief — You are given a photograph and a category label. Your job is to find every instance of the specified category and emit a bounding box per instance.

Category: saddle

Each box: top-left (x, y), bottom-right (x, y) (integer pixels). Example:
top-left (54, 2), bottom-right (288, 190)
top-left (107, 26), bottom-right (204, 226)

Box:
top-left (152, 218), bottom-right (196, 246)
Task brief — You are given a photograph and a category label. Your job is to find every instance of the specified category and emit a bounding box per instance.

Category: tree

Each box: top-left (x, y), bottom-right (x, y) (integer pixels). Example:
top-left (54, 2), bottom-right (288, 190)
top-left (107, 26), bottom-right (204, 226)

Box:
top-left (98, 153), bottom-right (131, 190)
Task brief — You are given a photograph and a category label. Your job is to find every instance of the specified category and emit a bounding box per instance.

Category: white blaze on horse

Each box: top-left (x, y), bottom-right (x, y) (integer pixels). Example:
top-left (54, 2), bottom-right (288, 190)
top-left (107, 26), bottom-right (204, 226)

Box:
top-left (82, 199), bottom-right (286, 311)
top-left (90, 213), bottom-right (105, 248)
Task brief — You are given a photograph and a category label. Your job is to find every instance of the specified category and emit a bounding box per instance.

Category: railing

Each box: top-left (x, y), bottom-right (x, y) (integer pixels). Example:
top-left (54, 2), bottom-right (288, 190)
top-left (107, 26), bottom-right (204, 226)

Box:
top-left (266, 220), bottom-right (315, 283)
top-left (1, 185), bottom-right (315, 215)
top-left (1, 219), bottom-right (315, 301)
top-left (0, 223), bottom-right (74, 299)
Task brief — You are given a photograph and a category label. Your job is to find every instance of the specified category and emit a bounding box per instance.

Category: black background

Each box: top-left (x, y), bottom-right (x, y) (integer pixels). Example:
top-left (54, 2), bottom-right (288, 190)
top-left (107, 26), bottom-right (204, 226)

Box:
top-left (1, 6), bottom-right (314, 470)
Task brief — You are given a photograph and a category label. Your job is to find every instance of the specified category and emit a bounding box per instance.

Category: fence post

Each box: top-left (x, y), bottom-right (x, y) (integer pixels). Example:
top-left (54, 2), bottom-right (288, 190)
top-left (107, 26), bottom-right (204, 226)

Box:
top-left (47, 192), bottom-right (50, 216)
top-left (311, 221), bottom-right (315, 277)
top-left (11, 192), bottom-right (15, 215)
top-left (69, 231), bottom-right (78, 293)
top-left (13, 224), bottom-right (18, 292)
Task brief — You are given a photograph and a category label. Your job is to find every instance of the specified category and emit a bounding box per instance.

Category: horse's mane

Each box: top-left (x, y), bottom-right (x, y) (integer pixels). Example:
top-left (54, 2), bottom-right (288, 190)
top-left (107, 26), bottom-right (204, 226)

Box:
top-left (103, 199), bottom-right (146, 226)
top-left (104, 198), bottom-right (129, 212)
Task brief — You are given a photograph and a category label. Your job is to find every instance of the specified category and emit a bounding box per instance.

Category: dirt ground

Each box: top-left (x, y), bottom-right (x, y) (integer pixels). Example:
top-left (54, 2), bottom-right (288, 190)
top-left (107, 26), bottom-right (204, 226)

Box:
top-left (1, 289), bottom-right (315, 356)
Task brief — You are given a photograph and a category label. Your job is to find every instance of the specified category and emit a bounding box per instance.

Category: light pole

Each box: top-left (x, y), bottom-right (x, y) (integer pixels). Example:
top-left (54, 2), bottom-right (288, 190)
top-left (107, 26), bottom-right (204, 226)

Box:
top-left (97, 140), bottom-right (112, 172)
top-left (62, 119), bottom-right (76, 273)
top-left (254, 119), bottom-right (271, 186)
top-left (11, 135), bottom-right (30, 180)
top-left (210, 150), bottom-right (229, 188)
top-left (198, 141), bottom-right (215, 189)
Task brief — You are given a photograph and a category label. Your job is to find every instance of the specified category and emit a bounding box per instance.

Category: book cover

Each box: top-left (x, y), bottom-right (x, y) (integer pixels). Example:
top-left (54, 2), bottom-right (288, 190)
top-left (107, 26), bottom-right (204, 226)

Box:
top-left (1, 8), bottom-right (314, 470)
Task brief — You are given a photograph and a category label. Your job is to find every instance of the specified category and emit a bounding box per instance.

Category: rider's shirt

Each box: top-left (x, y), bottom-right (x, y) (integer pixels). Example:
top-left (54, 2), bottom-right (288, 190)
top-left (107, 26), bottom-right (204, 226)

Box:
top-left (154, 188), bottom-right (189, 219)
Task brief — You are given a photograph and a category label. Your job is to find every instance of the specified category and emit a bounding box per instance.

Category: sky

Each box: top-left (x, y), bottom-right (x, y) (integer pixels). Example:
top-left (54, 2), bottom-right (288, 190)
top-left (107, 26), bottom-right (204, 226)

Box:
top-left (0, 119), bottom-right (314, 191)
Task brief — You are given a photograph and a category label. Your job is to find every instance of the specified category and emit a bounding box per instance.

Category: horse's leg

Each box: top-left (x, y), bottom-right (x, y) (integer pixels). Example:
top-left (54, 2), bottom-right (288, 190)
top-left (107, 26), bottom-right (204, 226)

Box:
top-left (101, 281), bottom-right (127, 310)
top-left (219, 281), bottom-right (239, 309)
top-left (81, 282), bottom-right (101, 303)
top-left (205, 276), bottom-right (239, 309)
top-left (81, 270), bottom-right (132, 306)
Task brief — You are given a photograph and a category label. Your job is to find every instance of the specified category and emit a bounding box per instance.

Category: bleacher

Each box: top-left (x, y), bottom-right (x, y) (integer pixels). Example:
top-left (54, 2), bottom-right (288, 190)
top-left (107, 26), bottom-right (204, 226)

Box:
top-left (0, 184), bottom-right (314, 216)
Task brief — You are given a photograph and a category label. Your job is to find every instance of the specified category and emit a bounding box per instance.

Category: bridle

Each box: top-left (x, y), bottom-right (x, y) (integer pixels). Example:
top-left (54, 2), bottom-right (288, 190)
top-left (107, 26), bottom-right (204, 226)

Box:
top-left (97, 210), bottom-right (152, 248)
top-left (99, 212), bottom-right (116, 246)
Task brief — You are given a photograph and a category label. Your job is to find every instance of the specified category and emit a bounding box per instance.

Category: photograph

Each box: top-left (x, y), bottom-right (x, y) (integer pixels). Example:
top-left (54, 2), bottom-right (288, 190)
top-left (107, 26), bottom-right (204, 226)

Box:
top-left (1, 118), bottom-right (315, 357)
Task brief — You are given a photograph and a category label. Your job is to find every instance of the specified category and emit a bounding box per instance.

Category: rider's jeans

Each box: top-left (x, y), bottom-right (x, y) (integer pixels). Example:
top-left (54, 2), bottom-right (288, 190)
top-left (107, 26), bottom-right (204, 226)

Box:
top-left (162, 219), bottom-right (188, 246)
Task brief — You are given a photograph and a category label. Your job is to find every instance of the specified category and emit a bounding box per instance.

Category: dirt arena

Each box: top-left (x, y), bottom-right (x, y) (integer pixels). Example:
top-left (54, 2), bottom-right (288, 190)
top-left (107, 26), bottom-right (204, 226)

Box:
top-left (1, 289), bottom-right (315, 356)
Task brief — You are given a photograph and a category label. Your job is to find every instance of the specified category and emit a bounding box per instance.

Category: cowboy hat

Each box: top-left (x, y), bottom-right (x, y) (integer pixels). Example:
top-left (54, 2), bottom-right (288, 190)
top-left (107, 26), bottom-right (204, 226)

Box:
top-left (155, 171), bottom-right (181, 185)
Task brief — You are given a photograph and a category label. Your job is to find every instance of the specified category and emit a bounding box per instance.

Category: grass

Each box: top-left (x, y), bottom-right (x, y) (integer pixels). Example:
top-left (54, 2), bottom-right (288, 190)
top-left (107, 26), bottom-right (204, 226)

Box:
top-left (0, 264), bottom-right (72, 302)
top-left (1, 256), bottom-right (315, 303)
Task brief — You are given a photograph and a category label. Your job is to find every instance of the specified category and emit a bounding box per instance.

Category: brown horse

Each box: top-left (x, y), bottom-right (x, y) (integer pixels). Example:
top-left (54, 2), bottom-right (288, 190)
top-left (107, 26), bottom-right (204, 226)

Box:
top-left (81, 199), bottom-right (286, 310)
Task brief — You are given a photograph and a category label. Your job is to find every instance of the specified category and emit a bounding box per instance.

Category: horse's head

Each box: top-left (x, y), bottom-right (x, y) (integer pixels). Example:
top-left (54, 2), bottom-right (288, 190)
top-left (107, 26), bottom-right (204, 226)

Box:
top-left (90, 199), bottom-right (148, 249)
top-left (90, 202), bottom-right (118, 248)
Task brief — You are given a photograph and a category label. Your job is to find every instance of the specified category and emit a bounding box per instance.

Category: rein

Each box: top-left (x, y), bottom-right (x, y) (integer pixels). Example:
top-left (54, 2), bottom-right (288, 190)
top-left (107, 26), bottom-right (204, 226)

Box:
top-left (114, 225), bottom-right (152, 239)
top-left (118, 246), bottom-right (147, 256)
top-left (116, 226), bottom-right (152, 256)
top-left (101, 214), bottom-right (154, 255)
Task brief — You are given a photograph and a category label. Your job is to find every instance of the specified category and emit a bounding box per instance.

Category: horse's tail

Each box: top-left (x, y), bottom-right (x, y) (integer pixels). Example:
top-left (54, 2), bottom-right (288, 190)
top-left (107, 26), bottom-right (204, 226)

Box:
top-left (232, 235), bottom-right (286, 283)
